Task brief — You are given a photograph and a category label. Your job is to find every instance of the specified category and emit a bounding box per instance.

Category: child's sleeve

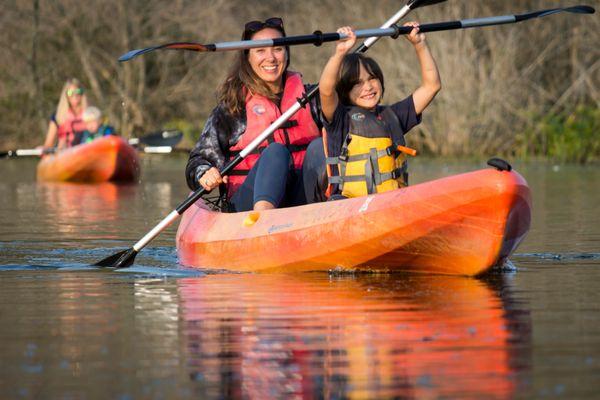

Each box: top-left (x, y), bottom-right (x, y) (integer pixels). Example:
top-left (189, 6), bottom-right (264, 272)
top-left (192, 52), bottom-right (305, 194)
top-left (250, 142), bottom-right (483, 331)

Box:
top-left (390, 95), bottom-right (422, 134)
top-left (321, 103), bottom-right (347, 158)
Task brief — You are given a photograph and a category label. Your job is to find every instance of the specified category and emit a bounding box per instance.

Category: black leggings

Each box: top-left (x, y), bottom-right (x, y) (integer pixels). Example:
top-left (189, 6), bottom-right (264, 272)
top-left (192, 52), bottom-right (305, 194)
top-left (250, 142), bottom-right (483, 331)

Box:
top-left (229, 138), bottom-right (326, 212)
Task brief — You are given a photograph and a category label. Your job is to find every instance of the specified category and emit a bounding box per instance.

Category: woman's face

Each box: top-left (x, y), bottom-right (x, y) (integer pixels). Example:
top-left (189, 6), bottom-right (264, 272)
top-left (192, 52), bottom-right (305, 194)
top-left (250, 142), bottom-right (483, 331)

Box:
top-left (348, 63), bottom-right (382, 111)
top-left (66, 85), bottom-right (84, 108)
top-left (247, 28), bottom-right (287, 92)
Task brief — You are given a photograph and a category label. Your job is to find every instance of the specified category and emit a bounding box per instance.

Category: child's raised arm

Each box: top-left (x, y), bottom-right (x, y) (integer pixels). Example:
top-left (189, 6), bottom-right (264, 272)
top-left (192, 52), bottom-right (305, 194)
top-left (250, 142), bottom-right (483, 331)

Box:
top-left (404, 22), bottom-right (441, 115)
top-left (319, 27), bottom-right (356, 123)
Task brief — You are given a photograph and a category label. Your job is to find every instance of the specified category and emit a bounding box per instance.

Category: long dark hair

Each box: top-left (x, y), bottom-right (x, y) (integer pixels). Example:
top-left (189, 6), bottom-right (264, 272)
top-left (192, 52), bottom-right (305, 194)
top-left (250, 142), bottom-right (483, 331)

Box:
top-left (218, 21), bottom-right (290, 116)
top-left (336, 53), bottom-right (385, 106)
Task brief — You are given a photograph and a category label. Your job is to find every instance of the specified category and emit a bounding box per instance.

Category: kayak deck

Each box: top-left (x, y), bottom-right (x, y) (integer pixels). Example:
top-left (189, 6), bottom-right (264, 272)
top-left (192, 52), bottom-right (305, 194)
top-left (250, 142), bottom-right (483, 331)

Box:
top-left (176, 168), bottom-right (531, 276)
top-left (37, 136), bottom-right (140, 183)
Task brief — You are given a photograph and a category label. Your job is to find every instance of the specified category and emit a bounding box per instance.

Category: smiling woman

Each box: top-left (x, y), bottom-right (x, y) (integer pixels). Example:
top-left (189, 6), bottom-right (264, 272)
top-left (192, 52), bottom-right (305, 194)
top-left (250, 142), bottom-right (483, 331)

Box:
top-left (185, 17), bottom-right (326, 213)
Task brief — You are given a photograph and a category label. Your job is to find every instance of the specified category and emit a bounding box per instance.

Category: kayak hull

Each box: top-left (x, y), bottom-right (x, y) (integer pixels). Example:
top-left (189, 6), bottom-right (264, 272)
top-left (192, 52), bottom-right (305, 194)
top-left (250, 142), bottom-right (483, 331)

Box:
top-left (37, 136), bottom-right (140, 183)
top-left (176, 168), bottom-right (531, 276)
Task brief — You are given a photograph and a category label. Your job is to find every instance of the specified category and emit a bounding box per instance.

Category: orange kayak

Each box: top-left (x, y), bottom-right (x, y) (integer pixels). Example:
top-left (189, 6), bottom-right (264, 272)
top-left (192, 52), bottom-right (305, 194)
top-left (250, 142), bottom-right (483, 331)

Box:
top-left (37, 136), bottom-right (140, 183)
top-left (176, 167), bottom-right (531, 276)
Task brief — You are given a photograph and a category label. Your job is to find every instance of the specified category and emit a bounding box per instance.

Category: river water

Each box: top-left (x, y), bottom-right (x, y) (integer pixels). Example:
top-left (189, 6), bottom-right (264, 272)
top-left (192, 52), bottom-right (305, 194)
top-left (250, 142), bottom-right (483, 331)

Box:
top-left (1, 156), bottom-right (599, 399)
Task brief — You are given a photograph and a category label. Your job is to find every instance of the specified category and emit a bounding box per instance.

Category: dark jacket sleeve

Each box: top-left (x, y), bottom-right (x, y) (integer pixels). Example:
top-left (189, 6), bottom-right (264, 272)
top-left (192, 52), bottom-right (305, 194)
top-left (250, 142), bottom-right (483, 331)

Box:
top-left (185, 104), bottom-right (246, 191)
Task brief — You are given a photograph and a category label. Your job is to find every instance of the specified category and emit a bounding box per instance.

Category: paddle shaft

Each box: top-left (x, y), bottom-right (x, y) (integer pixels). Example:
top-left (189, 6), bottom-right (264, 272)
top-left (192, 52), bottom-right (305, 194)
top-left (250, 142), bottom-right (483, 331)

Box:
top-left (3, 130), bottom-right (182, 158)
top-left (126, 2), bottom-right (427, 253)
top-left (0, 148), bottom-right (56, 158)
top-left (1, 149), bottom-right (43, 157)
top-left (204, 6), bottom-right (595, 50)
top-left (120, 5), bottom-right (594, 60)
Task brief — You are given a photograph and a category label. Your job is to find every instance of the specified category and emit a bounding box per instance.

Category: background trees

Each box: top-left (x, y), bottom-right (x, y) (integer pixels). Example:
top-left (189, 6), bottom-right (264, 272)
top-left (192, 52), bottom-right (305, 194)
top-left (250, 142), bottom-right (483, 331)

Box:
top-left (1, 0), bottom-right (598, 160)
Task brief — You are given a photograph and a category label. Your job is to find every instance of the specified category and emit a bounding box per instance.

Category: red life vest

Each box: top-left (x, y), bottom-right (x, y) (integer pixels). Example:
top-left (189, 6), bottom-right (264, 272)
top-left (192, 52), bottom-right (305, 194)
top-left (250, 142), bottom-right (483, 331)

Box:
top-left (56, 109), bottom-right (85, 147)
top-left (227, 71), bottom-right (320, 198)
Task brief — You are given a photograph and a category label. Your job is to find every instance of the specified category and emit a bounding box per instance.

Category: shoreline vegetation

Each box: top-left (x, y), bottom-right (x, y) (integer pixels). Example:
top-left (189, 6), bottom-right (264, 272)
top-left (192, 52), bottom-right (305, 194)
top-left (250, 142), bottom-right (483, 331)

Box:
top-left (2, 0), bottom-right (598, 162)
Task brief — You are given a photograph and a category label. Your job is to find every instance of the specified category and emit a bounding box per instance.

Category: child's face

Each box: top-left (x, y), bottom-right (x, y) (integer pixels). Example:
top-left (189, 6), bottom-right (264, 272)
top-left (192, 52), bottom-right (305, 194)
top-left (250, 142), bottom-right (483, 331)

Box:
top-left (349, 63), bottom-right (382, 111)
top-left (85, 119), bottom-right (101, 134)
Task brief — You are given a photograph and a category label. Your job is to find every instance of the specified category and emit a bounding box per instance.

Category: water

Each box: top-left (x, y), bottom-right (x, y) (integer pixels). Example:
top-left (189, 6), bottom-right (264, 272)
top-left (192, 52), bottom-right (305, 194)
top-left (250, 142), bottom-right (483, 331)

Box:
top-left (1, 156), bottom-right (599, 399)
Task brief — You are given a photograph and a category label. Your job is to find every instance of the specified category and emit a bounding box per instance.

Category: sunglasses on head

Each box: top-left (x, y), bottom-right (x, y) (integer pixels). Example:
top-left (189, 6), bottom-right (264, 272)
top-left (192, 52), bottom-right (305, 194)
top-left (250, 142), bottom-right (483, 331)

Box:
top-left (243, 17), bottom-right (284, 37)
top-left (67, 88), bottom-right (84, 97)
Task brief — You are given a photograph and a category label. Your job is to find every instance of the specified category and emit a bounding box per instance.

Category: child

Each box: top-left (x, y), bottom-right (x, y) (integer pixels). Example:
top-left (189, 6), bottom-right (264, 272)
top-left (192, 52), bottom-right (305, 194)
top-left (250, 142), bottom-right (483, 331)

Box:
top-left (75, 106), bottom-right (115, 145)
top-left (319, 23), bottom-right (441, 198)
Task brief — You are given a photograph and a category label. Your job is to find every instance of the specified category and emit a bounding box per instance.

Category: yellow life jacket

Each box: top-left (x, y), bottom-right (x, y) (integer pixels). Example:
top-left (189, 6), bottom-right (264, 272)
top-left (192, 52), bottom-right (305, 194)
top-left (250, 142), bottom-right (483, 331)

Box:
top-left (326, 106), bottom-right (414, 198)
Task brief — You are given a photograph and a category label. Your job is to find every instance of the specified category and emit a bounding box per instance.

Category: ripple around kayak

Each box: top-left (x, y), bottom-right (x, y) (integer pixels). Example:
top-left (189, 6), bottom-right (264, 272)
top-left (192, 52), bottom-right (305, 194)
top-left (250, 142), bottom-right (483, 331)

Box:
top-left (177, 167), bottom-right (532, 276)
top-left (36, 136), bottom-right (140, 183)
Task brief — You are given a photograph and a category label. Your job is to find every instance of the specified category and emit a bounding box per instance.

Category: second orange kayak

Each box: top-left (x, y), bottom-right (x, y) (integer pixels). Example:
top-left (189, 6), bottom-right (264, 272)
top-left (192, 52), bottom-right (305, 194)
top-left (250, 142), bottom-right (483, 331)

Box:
top-left (37, 136), bottom-right (140, 183)
top-left (176, 166), bottom-right (532, 276)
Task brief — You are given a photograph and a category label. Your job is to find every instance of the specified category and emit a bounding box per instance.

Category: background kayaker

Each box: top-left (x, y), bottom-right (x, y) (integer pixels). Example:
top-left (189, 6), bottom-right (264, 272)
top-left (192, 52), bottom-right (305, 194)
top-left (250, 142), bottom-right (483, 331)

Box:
top-left (73, 106), bottom-right (116, 145)
top-left (40, 78), bottom-right (88, 150)
top-left (185, 17), bottom-right (326, 212)
top-left (319, 23), bottom-right (441, 198)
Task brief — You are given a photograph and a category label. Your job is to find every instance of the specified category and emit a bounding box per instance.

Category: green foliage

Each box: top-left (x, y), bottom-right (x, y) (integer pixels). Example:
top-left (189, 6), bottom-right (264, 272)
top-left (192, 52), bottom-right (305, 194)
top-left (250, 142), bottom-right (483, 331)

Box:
top-left (518, 106), bottom-right (600, 163)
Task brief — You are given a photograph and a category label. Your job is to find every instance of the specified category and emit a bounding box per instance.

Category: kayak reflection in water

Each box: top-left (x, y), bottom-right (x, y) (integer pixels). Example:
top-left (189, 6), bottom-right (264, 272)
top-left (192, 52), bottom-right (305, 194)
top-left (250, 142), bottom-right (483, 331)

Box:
top-left (178, 274), bottom-right (531, 399)
top-left (73, 106), bottom-right (116, 146)
top-left (185, 17), bottom-right (326, 213)
top-left (41, 78), bottom-right (88, 151)
top-left (319, 23), bottom-right (441, 199)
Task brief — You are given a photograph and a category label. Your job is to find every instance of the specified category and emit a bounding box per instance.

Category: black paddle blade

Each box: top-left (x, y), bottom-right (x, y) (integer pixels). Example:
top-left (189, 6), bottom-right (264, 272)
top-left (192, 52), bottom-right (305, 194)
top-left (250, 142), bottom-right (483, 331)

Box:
top-left (565, 5), bottom-right (595, 14)
top-left (409, 0), bottom-right (448, 9)
top-left (518, 5), bottom-right (595, 21)
top-left (536, 5), bottom-right (595, 18)
top-left (94, 248), bottom-right (138, 269)
top-left (138, 130), bottom-right (183, 147)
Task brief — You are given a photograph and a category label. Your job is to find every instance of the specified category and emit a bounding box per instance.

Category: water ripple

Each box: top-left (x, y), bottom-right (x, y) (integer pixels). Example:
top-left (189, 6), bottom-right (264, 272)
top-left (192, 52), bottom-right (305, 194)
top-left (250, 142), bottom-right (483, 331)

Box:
top-left (515, 252), bottom-right (600, 261)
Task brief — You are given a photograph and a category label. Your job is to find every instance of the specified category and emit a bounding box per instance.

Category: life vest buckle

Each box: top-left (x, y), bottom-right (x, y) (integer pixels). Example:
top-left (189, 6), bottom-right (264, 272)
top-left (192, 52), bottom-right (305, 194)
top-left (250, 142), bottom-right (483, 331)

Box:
top-left (339, 148), bottom-right (349, 162)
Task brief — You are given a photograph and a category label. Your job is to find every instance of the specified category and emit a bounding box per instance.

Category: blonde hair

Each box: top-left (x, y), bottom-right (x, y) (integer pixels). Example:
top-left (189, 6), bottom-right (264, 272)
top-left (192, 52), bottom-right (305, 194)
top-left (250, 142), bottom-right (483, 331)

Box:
top-left (82, 106), bottom-right (102, 122)
top-left (55, 78), bottom-right (88, 125)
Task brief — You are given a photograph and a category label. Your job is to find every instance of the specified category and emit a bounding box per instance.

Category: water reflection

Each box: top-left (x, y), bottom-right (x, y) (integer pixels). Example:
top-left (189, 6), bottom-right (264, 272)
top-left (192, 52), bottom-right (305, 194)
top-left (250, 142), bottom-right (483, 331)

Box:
top-left (0, 271), bottom-right (189, 399)
top-left (178, 273), bottom-right (531, 399)
top-left (37, 182), bottom-right (136, 237)
top-left (0, 271), bottom-right (136, 398)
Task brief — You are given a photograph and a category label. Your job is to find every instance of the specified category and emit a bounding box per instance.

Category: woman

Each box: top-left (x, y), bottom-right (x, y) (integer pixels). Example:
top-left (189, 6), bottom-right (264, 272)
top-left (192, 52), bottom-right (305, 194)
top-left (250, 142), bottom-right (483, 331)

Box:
top-left (41, 78), bottom-right (88, 150)
top-left (185, 17), bottom-right (325, 212)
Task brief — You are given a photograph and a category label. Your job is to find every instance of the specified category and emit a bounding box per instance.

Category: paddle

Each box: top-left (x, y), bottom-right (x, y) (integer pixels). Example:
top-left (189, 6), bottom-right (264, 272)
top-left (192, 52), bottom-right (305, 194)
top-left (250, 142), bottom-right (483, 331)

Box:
top-left (118, 4), bottom-right (594, 62)
top-left (94, 0), bottom-right (446, 269)
top-left (1, 129), bottom-right (183, 158)
top-left (0, 148), bottom-right (54, 158)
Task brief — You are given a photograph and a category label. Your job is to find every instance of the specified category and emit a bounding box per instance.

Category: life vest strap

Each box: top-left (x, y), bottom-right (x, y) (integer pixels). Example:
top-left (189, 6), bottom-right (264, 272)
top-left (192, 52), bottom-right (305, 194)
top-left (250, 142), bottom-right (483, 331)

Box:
top-left (328, 166), bottom-right (406, 185)
top-left (328, 175), bottom-right (367, 184)
top-left (279, 120), bottom-right (298, 129)
top-left (325, 145), bottom-right (397, 165)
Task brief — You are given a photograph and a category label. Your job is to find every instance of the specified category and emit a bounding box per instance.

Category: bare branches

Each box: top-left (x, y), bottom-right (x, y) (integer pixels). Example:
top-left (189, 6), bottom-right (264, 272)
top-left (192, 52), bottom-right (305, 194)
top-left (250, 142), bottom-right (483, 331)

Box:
top-left (1, 0), bottom-right (598, 155)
